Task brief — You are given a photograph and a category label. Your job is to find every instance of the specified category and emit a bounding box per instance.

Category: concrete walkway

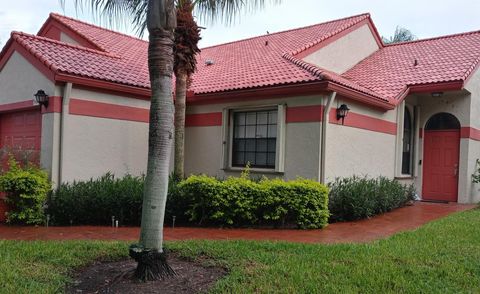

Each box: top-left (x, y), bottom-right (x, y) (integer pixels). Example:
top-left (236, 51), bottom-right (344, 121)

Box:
top-left (0, 202), bottom-right (475, 244)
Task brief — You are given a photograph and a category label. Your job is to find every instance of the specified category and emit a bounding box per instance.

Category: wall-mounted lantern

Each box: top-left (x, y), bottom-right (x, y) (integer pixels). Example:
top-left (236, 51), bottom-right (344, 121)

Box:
top-left (336, 104), bottom-right (350, 125)
top-left (34, 89), bottom-right (49, 108)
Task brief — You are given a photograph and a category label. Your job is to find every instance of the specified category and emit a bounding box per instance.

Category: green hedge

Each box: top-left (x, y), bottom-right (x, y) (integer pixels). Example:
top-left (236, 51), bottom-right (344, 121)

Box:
top-left (0, 156), bottom-right (51, 225)
top-left (47, 173), bottom-right (144, 226)
top-left (47, 173), bottom-right (329, 229)
top-left (176, 175), bottom-right (329, 229)
top-left (328, 176), bottom-right (416, 222)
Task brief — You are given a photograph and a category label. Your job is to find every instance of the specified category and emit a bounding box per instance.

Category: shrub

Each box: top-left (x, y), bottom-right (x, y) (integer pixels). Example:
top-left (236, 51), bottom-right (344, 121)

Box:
top-left (177, 175), bottom-right (329, 229)
top-left (47, 173), bottom-right (144, 226)
top-left (328, 176), bottom-right (415, 222)
top-left (0, 156), bottom-right (51, 225)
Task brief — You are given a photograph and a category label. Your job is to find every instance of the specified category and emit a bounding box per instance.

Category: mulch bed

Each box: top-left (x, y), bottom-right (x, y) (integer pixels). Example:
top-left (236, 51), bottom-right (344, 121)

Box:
top-left (66, 255), bottom-right (227, 294)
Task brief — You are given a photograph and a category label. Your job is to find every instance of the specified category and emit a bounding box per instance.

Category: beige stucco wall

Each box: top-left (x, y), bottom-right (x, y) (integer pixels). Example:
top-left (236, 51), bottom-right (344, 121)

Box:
top-left (60, 87), bottom-right (152, 182)
top-left (184, 95), bottom-right (325, 180)
top-left (463, 68), bottom-right (480, 203)
top-left (302, 24), bottom-right (380, 74)
top-left (0, 51), bottom-right (55, 104)
top-left (60, 32), bottom-right (80, 46)
top-left (0, 51), bottom-right (59, 181)
top-left (324, 98), bottom-right (397, 181)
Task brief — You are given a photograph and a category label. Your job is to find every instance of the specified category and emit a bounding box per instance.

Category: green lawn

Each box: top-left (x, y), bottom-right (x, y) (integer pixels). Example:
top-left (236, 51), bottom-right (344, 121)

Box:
top-left (1, 208), bottom-right (480, 293)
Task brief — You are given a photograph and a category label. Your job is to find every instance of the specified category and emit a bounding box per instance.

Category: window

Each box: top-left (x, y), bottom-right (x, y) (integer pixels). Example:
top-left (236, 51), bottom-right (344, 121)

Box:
top-left (232, 110), bottom-right (277, 169)
top-left (401, 107), bottom-right (412, 174)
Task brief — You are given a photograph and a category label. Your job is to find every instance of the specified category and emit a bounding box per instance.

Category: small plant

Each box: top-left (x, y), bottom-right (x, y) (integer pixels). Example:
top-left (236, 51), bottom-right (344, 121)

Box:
top-left (0, 155), bottom-right (51, 224)
top-left (472, 159), bottom-right (480, 183)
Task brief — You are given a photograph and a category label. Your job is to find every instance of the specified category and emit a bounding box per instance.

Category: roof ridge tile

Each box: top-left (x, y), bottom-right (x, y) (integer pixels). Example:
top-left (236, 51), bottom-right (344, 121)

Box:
top-left (384, 29), bottom-right (480, 47)
top-left (50, 13), bottom-right (148, 45)
top-left (13, 31), bottom-right (120, 58)
top-left (200, 13), bottom-right (370, 50)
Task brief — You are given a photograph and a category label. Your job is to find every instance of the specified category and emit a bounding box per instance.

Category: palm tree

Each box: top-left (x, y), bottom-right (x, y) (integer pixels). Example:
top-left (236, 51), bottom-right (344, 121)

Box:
top-left (382, 26), bottom-right (417, 44)
top-left (64, 0), bottom-right (279, 281)
top-left (173, 0), bottom-right (200, 178)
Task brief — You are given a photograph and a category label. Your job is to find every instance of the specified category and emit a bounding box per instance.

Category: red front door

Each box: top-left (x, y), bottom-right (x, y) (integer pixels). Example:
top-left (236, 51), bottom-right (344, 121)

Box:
top-left (422, 130), bottom-right (460, 202)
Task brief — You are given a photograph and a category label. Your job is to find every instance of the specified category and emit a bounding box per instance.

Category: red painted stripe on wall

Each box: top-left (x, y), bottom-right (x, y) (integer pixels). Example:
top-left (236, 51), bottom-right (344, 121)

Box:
top-left (461, 127), bottom-right (480, 141)
top-left (286, 105), bottom-right (324, 123)
top-left (329, 109), bottom-right (397, 135)
top-left (41, 96), bottom-right (62, 114)
top-left (185, 112), bottom-right (222, 127)
top-left (69, 98), bottom-right (149, 123)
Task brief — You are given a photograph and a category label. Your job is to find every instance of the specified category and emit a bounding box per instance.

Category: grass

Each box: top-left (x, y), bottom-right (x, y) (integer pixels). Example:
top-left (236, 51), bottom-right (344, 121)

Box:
top-left (1, 208), bottom-right (480, 293)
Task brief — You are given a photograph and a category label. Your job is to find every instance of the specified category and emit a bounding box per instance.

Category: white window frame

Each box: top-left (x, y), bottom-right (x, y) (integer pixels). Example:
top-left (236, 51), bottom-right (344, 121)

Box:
top-left (395, 102), bottom-right (420, 177)
top-left (221, 104), bottom-right (286, 173)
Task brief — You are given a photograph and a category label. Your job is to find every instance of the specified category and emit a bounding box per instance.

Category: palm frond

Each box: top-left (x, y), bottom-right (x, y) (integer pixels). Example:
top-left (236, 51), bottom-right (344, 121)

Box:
top-left (59, 0), bottom-right (148, 36)
top-left (192, 0), bottom-right (282, 25)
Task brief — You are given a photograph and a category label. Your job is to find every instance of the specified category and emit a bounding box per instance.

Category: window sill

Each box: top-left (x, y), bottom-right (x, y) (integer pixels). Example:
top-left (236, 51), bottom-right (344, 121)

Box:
top-left (394, 175), bottom-right (415, 180)
top-left (223, 167), bottom-right (284, 175)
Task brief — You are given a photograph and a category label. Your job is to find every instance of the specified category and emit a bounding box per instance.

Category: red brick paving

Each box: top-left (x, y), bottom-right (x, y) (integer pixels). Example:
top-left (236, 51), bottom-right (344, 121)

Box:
top-left (0, 202), bottom-right (475, 244)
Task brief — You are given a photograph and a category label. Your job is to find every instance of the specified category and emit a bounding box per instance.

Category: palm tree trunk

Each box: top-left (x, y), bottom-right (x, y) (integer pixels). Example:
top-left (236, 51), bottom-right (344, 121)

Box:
top-left (174, 70), bottom-right (187, 178)
top-left (129, 0), bottom-right (176, 281)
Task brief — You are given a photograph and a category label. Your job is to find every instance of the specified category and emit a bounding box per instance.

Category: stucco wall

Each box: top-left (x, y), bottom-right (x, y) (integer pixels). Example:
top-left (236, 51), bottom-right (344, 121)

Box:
top-left (324, 98), bottom-right (397, 181)
top-left (184, 95), bottom-right (325, 180)
top-left (302, 24), bottom-right (379, 74)
top-left (0, 51), bottom-right (58, 181)
top-left (60, 32), bottom-right (80, 46)
top-left (60, 87), bottom-right (152, 182)
top-left (463, 68), bottom-right (480, 202)
top-left (0, 51), bottom-right (54, 103)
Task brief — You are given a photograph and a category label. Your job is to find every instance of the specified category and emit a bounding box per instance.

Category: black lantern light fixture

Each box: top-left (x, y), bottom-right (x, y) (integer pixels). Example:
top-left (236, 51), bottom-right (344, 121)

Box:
top-left (34, 90), bottom-right (49, 108)
top-left (336, 104), bottom-right (350, 125)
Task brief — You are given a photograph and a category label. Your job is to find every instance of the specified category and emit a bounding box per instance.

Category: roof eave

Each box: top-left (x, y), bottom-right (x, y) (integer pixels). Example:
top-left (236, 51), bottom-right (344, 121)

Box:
top-left (55, 73), bottom-right (151, 99)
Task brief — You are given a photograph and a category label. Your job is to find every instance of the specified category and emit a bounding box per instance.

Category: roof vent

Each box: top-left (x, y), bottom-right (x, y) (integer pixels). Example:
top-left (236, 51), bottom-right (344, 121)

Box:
top-left (413, 59), bottom-right (418, 66)
top-left (205, 59), bottom-right (215, 66)
top-left (265, 40), bottom-right (269, 46)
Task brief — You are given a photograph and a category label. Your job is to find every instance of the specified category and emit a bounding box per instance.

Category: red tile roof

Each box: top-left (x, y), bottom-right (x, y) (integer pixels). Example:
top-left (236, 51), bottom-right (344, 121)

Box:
top-left (343, 31), bottom-right (480, 101)
top-left (2, 12), bottom-right (480, 108)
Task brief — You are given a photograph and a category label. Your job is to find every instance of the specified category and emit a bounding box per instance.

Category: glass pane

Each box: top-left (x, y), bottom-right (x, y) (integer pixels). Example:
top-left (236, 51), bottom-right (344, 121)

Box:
top-left (256, 125), bottom-right (267, 138)
top-left (245, 152), bottom-right (256, 165)
top-left (246, 112), bottom-right (256, 125)
top-left (232, 152), bottom-right (244, 166)
top-left (268, 125), bottom-right (277, 138)
top-left (256, 152), bottom-right (267, 166)
top-left (245, 139), bottom-right (256, 152)
top-left (425, 112), bottom-right (460, 130)
top-left (257, 111), bottom-right (268, 124)
top-left (233, 139), bottom-right (245, 152)
top-left (267, 139), bottom-right (276, 152)
top-left (234, 126), bottom-right (245, 139)
top-left (234, 112), bottom-right (245, 125)
top-left (267, 153), bottom-right (276, 167)
top-left (256, 139), bottom-right (267, 152)
top-left (268, 111), bottom-right (277, 124)
top-left (246, 126), bottom-right (256, 138)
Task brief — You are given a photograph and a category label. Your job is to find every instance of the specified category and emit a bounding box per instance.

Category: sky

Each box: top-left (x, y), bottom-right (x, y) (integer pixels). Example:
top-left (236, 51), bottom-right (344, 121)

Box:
top-left (0, 0), bottom-right (480, 49)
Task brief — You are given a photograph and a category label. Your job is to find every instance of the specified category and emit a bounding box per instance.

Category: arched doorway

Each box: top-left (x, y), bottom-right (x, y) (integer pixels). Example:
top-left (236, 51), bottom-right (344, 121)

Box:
top-left (422, 113), bottom-right (460, 202)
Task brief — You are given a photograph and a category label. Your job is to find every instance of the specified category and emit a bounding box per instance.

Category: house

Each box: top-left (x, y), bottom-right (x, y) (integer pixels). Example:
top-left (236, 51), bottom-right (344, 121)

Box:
top-left (0, 12), bottom-right (479, 221)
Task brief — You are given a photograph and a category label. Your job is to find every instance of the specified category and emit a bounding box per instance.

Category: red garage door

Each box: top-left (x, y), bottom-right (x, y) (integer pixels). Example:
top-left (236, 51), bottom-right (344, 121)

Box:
top-left (0, 109), bottom-right (41, 222)
top-left (0, 109), bottom-right (42, 151)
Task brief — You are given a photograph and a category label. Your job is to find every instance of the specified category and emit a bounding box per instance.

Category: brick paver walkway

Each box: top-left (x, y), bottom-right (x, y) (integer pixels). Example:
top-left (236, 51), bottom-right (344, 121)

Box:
top-left (0, 202), bottom-right (475, 244)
